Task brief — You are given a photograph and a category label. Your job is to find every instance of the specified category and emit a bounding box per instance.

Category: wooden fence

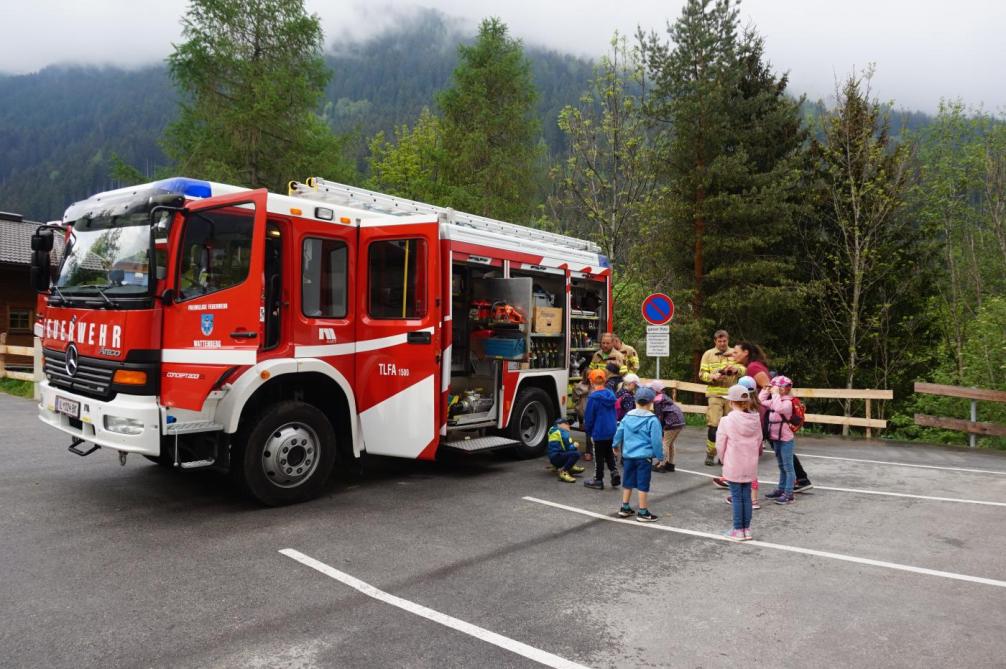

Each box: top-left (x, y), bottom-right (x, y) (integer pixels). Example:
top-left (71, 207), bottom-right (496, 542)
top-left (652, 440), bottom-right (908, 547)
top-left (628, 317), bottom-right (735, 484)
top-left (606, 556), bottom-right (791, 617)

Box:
top-left (646, 378), bottom-right (893, 437)
top-left (913, 382), bottom-right (1006, 447)
top-left (0, 333), bottom-right (40, 382)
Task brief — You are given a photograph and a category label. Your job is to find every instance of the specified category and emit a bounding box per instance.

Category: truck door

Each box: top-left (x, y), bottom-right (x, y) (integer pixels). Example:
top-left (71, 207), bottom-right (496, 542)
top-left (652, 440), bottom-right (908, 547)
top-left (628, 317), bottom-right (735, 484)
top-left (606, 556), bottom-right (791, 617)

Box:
top-left (356, 221), bottom-right (441, 459)
top-left (161, 190), bottom-right (267, 411)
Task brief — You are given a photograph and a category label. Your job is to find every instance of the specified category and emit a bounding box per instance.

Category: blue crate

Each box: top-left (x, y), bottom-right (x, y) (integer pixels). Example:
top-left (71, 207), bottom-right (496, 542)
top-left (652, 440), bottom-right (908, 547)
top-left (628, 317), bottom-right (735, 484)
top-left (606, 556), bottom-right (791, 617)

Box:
top-left (483, 336), bottom-right (526, 360)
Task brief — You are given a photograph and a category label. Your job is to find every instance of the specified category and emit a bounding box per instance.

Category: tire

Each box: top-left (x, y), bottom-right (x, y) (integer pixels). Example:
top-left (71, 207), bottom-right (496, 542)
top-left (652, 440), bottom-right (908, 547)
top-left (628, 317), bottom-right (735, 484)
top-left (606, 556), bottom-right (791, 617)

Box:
top-left (506, 387), bottom-right (556, 459)
top-left (233, 400), bottom-right (337, 506)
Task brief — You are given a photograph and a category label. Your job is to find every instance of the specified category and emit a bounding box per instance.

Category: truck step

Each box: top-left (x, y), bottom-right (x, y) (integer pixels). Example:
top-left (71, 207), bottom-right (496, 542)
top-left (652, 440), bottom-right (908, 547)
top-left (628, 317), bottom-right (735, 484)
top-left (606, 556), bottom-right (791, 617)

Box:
top-left (165, 421), bottom-right (224, 435)
top-left (441, 436), bottom-right (521, 454)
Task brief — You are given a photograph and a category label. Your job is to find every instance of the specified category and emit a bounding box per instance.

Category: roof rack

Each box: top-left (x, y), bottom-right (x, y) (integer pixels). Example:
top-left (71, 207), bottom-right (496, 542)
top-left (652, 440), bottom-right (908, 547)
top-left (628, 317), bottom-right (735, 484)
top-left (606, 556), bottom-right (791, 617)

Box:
top-left (288, 177), bottom-right (602, 255)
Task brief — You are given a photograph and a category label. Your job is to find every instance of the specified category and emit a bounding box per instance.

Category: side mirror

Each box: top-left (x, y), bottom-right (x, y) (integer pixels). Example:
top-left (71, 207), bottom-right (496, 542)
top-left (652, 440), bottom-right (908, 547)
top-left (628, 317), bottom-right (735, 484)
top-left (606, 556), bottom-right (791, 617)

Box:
top-left (31, 227), bottom-right (54, 252)
top-left (160, 289), bottom-right (177, 305)
top-left (30, 250), bottom-right (51, 292)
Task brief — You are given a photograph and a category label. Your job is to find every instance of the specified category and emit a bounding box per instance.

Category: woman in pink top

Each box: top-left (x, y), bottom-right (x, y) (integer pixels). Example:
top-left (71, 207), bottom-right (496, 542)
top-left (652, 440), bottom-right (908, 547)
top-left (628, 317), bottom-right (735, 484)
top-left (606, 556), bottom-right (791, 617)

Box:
top-left (715, 384), bottom-right (763, 541)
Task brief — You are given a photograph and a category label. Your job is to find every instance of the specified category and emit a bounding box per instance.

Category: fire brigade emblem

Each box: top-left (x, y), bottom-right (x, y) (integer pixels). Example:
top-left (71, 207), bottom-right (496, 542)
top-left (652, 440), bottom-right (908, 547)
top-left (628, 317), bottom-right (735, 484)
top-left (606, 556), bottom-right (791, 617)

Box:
top-left (200, 314), bottom-right (215, 336)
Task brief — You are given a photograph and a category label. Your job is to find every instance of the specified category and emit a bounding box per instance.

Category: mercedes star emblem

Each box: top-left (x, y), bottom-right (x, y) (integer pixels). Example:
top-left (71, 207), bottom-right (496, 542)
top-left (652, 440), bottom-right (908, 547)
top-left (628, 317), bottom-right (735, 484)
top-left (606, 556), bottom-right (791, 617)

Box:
top-left (65, 344), bottom-right (79, 377)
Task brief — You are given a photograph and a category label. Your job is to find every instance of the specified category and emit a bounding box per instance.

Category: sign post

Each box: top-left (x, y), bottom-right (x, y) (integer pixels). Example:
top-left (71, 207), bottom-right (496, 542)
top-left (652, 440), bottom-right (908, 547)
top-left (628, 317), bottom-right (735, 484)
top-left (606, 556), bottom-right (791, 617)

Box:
top-left (641, 293), bottom-right (674, 380)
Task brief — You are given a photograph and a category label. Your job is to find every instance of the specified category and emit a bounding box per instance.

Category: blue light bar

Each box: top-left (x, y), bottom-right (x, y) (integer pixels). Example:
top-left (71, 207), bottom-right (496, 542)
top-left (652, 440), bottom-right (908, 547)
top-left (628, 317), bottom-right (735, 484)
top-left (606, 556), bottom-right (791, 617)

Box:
top-left (598, 254), bottom-right (611, 268)
top-left (152, 177), bottom-right (213, 199)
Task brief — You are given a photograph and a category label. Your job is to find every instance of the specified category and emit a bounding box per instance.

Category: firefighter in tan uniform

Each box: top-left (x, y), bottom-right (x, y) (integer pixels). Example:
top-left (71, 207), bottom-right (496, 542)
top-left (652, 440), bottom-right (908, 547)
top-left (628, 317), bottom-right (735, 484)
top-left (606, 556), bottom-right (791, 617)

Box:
top-left (698, 330), bottom-right (745, 465)
top-left (589, 332), bottom-right (626, 373)
top-left (612, 333), bottom-right (639, 374)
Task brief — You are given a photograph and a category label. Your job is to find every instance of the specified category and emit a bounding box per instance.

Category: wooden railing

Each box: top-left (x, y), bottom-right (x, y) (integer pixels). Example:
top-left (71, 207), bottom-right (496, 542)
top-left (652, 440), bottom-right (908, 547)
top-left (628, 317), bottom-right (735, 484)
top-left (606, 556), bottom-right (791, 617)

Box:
top-left (913, 382), bottom-right (1006, 447)
top-left (0, 333), bottom-right (39, 382)
top-left (645, 378), bottom-right (893, 437)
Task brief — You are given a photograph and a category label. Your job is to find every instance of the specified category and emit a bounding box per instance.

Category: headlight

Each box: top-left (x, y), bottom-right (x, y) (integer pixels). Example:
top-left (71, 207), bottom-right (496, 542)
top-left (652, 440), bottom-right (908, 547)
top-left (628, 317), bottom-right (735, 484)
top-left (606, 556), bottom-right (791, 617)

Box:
top-left (104, 415), bottom-right (144, 435)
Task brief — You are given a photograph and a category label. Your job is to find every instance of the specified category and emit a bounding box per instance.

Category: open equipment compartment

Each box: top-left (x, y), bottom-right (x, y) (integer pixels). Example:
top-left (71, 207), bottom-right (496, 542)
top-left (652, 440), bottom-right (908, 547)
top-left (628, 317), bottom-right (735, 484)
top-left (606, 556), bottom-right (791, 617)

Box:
top-left (448, 264), bottom-right (533, 426)
top-left (569, 276), bottom-right (608, 380)
top-left (510, 266), bottom-right (566, 370)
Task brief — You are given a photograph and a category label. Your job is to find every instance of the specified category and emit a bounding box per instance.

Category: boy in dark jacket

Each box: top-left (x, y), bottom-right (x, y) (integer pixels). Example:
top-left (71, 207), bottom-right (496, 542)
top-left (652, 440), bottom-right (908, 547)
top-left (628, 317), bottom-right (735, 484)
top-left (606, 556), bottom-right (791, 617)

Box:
top-left (584, 368), bottom-right (620, 490)
top-left (547, 418), bottom-right (584, 482)
top-left (651, 380), bottom-right (685, 472)
top-left (613, 386), bottom-right (664, 522)
top-left (604, 361), bottom-right (623, 393)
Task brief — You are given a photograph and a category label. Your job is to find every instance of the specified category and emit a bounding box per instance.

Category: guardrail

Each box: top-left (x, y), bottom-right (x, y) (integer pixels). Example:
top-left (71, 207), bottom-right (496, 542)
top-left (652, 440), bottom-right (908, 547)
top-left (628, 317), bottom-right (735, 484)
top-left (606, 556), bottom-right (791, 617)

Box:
top-left (913, 382), bottom-right (1006, 448)
top-left (646, 378), bottom-right (893, 437)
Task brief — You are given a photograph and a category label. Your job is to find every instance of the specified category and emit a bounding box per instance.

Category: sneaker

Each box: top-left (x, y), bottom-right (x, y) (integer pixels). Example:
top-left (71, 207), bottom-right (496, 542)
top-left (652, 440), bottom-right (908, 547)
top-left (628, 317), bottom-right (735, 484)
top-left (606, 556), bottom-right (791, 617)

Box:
top-left (704, 455), bottom-right (716, 467)
top-left (743, 529), bottom-right (753, 541)
top-left (764, 489), bottom-right (784, 500)
top-left (610, 476), bottom-right (621, 488)
top-left (666, 463), bottom-right (675, 472)
top-left (570, 465), bottom-right (585, 474)
top-left (652, 462), bottom-right (666, 472)
top-left (722, 529), bottom-right (745, 541)
top-left (617, 506), bottom-right (635, 518)
top-left (712, 476), bottom-right (728, 489)
top-left (558, 470), bottom-right (576, 483)
top-left (793, 480), bottom-right (814, 493)
top-left (751, 499), bottom-right (761, 510)
top-left (636, 510), bottom-right (659, 523)
top-left (583, 478), bottom-right (604, 490)
top-left (775, 493), bottom-right (794, 505)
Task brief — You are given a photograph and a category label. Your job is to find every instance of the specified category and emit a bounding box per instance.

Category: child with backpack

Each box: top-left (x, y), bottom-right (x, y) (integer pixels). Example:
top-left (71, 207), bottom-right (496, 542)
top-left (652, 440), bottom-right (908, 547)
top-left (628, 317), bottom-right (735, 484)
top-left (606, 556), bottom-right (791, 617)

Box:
top-left (759, 375), bottom-right (804, 505)
top-left (584, 368), bottom-right (620, 490)
top-left (613, 386), bottom-right (663, 522)
top-left (546, 418), bottom-right (585, 482)
top-left (651, 380), bottom-right (685, 472)
top-left (616, 373), bottom-right (640, 421)
top-left (715, 384), bottom-right (764, 541)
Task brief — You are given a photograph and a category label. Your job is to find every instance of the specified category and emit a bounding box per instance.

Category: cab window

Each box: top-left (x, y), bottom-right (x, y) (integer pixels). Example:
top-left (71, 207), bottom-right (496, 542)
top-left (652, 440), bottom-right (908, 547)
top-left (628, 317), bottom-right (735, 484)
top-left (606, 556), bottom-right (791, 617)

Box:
top-left (368, 238), bottom-right (427, 319)
top-left (177, 207), bottom-right (253, 300)
top-left (302, 237), bottom-right (348, 318)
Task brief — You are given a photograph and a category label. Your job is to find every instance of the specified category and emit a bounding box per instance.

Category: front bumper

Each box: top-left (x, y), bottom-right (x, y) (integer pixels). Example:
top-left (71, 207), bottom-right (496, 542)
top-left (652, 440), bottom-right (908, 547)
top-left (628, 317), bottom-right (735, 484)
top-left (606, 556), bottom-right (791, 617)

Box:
top-left (37, 381), bottom-right (161, 456)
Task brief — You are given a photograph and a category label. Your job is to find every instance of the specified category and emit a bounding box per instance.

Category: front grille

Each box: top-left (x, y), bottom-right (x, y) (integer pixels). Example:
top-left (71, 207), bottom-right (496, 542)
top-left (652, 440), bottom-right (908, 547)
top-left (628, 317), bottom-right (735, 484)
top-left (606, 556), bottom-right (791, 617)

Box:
top-left (44, 349), bottom-right (116, 400)
top-left (43, 348), bottom-right (160, 401)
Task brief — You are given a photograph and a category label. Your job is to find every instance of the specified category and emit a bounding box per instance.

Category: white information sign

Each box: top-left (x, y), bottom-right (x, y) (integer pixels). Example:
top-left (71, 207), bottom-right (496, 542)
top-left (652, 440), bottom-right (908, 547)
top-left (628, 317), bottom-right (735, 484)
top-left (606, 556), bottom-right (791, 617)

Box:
top-left (646, 325), bottom-right (670, 358)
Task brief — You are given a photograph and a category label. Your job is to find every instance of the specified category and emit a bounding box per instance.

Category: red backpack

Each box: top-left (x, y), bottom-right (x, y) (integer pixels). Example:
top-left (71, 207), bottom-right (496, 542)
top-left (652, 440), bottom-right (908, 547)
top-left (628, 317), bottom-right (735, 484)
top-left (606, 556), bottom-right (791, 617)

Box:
top-left (788, 397), bottom-right (806, 432)
top-left (763, 396), bottom-right (806, 436)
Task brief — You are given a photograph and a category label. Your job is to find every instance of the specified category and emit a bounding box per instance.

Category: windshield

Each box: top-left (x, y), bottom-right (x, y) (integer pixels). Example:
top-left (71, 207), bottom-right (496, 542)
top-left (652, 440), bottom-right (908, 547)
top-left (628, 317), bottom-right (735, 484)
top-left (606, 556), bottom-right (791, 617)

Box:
top-left (56, 213), bottom-right (152, 295)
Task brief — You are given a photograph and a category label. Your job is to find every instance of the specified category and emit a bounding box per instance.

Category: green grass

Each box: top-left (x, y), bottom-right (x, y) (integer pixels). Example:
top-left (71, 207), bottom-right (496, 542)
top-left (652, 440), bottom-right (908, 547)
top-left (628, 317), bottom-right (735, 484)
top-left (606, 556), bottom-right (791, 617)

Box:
top-left (0, 378), bottom-right (35, 399)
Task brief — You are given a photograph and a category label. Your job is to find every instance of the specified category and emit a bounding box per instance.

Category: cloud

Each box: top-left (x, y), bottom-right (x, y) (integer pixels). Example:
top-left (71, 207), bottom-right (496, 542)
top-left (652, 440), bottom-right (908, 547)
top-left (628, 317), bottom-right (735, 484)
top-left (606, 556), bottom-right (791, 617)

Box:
top-left (2, 0), bottom-right (1003, 112)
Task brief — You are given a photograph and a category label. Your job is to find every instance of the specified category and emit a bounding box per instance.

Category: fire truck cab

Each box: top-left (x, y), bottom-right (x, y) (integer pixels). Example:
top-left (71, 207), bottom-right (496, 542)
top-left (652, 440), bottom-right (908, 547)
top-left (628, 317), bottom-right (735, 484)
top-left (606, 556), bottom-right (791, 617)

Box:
top-left (32, 177), bottom-right (612, 505)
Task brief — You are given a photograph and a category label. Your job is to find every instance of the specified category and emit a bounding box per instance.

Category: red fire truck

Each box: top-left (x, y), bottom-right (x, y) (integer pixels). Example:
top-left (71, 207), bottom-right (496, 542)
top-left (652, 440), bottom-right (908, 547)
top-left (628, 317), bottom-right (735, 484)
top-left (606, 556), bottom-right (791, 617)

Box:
top-left (30, 177), bottom-right (612, 504)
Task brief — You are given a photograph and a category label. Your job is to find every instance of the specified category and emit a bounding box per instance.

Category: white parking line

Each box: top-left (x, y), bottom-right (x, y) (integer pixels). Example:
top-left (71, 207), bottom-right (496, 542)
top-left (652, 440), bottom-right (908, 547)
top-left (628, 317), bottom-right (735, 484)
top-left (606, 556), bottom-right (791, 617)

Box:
top-left (522, 497), bottom-right (1006, 589)
top-left (797, 453), bottom-right (1006, 475)
top-left (279, 549), bottom-right (590, 669)
top-left (674, 467), bottom-right (1006, 507)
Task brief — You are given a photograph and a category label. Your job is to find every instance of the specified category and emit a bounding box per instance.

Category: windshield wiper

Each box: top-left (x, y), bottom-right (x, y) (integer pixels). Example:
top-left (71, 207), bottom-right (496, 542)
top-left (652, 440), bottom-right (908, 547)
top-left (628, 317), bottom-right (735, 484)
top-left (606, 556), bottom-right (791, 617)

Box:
top-left (50, 284), bottom-right (69, 306)
top-left (72, 284), bottom-right (119, 309)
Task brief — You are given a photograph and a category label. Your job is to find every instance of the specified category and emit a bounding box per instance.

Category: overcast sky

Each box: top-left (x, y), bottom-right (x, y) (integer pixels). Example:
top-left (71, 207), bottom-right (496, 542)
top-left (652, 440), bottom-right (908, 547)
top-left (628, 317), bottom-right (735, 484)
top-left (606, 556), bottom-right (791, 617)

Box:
top-left (3, 0), bottom-right (1003, 112)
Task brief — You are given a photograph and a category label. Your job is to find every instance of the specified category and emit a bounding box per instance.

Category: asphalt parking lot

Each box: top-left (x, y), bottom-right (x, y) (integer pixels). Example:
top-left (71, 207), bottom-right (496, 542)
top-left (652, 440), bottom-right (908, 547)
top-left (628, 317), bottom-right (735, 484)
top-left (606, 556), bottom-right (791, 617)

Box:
top-left (2, 391), bottom-right (1005, 668)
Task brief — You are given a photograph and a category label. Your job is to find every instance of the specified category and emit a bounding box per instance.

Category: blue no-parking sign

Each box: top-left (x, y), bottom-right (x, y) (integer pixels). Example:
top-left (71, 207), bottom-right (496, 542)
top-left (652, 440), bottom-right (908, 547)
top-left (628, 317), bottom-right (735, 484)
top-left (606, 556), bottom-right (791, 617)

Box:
top-left (641, 293), bottom-right (674, 326)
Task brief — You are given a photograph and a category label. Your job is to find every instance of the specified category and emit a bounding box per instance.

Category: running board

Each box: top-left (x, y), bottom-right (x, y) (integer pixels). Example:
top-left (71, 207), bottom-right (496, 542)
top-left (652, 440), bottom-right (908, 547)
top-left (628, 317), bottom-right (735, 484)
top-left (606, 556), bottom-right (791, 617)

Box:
top-left (441, 436), bottom-right (521, 454)
top-left (178, 459), bottom-right (215, 470)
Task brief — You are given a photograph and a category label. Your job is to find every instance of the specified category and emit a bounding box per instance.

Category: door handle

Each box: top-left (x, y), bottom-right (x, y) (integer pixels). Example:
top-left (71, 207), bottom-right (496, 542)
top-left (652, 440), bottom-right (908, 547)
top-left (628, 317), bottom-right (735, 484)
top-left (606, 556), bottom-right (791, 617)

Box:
top-left (406, 331), bottom-right (431, 344)
top-left (230, 330), bottom-right (258, 339)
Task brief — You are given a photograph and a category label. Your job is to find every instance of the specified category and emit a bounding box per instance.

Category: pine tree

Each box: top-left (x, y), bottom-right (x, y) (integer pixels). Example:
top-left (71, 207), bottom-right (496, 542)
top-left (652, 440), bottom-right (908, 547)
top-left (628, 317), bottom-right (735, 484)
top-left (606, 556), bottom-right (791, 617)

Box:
top-left (640, 0), bottom-right (809, 369)
top-left (164, 0), bottom-right (354, 191)
top-left (437, 18), bottom-right (542, 221)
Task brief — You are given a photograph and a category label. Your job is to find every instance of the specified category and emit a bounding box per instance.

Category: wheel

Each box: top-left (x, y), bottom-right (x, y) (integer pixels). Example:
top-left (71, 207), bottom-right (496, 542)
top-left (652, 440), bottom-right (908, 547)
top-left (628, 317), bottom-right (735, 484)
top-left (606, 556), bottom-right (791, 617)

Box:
top-left (506, 387), bottom-right (555, 459)
top-left (234, 400), bottom-right (337, 506)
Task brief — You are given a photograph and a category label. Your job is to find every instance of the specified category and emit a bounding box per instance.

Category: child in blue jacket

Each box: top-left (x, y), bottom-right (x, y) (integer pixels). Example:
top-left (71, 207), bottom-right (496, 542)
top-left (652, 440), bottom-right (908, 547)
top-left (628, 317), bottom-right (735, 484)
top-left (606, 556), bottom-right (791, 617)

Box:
top-left (583, 368), bottom-right (619, 490)
top-left (613, 386), bottom-right (663, 522)
top-left (547, 418), bottom-right (584, 482)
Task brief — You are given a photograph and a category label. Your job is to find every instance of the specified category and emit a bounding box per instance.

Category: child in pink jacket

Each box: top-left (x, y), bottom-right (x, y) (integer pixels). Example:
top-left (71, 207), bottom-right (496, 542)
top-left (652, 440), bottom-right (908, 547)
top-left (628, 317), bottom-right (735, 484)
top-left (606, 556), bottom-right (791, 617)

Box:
top-left (760, 375), bottom-right (797, 505)
top-left (715, 384), bottom-right (763, 541)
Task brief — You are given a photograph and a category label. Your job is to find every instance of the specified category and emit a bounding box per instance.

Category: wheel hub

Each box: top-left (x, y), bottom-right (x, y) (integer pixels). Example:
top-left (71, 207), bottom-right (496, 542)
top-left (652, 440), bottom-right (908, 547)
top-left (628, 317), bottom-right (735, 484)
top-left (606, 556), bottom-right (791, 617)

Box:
top-left (261, 422), bottom-right (320, 488)
top-left (519, 401), bottom-right (547, 446)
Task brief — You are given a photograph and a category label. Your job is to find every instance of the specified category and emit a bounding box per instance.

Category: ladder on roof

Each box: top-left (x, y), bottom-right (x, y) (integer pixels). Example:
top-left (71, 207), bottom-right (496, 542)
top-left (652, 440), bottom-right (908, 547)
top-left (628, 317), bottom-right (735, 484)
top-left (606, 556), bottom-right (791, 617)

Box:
top-left (288, 177), bottom-right (602, 255)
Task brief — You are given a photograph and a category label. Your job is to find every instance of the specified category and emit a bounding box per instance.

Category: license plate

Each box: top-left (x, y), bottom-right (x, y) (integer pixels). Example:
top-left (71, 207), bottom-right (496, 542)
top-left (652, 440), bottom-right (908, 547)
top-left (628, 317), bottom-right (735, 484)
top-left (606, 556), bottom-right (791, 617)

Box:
top-left (55, 396), bottom-right (80, 419)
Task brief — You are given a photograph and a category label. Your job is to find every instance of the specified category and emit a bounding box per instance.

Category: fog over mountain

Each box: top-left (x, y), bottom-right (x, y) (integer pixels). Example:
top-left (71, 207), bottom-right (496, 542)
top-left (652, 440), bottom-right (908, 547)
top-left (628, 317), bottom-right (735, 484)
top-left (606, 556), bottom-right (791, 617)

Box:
top-left (3, 0), bottom-right (1004, 112)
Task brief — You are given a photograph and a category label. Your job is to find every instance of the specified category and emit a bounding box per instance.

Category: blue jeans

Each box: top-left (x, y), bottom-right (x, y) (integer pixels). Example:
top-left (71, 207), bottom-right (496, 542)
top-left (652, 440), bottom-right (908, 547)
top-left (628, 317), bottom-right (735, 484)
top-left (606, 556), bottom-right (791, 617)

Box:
top-left (772, 439), bottom-right (795, 494)
top-left (727, 481), bottom-right (752, 530)
top-left (549, 451), bottom-right (580, 471)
